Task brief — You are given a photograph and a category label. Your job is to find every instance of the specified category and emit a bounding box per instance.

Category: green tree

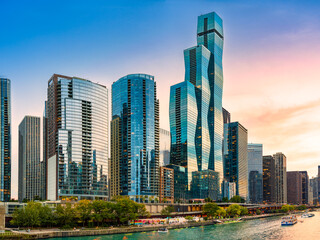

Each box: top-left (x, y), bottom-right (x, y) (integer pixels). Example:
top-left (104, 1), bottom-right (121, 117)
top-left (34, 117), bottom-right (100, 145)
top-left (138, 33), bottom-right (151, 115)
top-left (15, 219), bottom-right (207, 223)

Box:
top-left (10, 208), bottom-right (25, 227)
top-left (203, 202), bottom-right (220, 219)
top-left (296, 205), bottom-right (307, 210)
top-left (229, 196), bottom-right (245, 203)
top-left (55, 203), bottom-right (77, 228)
top-left (256, 209), bottom-right (261, 215)
top-left (281, 204), bottom-right (295, 213)
top-left (91, 200), bottom-right (115, 226)
top-left (160, 205), bottom-right (175, 216)
top-left (75, 199), bottom-right (92, 227)
top-left (216, 207), bottom-right (227, 218)
top-left (226, 204), bottom-right (242, 218)
top-left (222, 197), bottom-right (229, 202)
top-left (240, 206), bottom-right (248, 216)
top-left (23, 201), bottom-right (42, 228)
top-left (39, 205), bottom-right (56, 227)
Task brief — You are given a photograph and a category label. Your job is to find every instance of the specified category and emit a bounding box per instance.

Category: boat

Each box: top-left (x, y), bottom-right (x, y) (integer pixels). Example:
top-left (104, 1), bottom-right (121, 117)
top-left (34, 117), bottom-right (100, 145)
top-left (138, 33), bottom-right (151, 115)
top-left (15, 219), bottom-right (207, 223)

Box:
top-left (281, 215), bottom-right (297, 226)
top-left (301, 213), bottom-right (315, 218)
top-left (158, 228), bottom-right (168, 233)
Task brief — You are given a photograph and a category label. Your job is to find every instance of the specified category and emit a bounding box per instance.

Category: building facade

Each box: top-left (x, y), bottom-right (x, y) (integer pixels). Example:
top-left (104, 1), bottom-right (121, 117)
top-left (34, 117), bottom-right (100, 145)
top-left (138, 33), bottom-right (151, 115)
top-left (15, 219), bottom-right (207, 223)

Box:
top-left (223, 122), bottom-right (248, 201)
top-left (111, 74), bottom-right (159, 202)
top-left (263, 155), bottom-right (275, 203)
top-left (159, 167), bottom-right (174, 203)
top-left (274, 153), bottom-right (287, 204)
top-left (287, 171), bottom-right (302, 205)
top-left (191, 170), bottom-right (219, 200)
top-left (299, 171), bottom-right (309, 205)
top-left (0, 78), bottom-right (11, 202)
top-left (45, 74), bottom-right (109, 200)
top-left (247, 143), bottom-right (263, 203)
top-left (110, 116), bottom-right (121, 198)
top-left (18, 116), bottom-right (41, 202)
top-left (160, 128), bottom-right (171, 167)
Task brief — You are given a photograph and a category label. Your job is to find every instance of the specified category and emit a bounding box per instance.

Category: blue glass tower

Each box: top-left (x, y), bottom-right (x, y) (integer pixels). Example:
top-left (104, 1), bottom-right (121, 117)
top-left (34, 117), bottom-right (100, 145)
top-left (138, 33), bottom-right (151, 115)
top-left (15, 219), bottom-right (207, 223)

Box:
top-left (0, 78), bottom-right (11, 202)
top-left (112, 74), bottom-right (159, 201)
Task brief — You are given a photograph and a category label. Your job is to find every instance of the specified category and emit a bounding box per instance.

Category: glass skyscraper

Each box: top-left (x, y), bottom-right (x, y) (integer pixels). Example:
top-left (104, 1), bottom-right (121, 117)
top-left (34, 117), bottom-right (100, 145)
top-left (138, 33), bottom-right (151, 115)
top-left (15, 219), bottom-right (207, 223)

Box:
top-left (0, 78), bottom-right (11, 202)
top-left (18, 116), bottom-right (41, 202)
top-left (45, 74), bottom-right (109, 200)
top-left (169, 12), bottom-right (224, 200)
top-left (224, 122), bottom-right (248, 201)
top-left (247, 143), bottom-right (263, 203)
top-left (111, 74), bottom-right (159, 201)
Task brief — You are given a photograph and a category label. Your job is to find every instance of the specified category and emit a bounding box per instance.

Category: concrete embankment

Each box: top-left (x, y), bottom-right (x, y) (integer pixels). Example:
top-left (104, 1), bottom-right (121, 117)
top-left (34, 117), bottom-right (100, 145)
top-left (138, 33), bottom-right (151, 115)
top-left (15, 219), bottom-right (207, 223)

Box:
top-left (3, 213), bottom-right (286, 239)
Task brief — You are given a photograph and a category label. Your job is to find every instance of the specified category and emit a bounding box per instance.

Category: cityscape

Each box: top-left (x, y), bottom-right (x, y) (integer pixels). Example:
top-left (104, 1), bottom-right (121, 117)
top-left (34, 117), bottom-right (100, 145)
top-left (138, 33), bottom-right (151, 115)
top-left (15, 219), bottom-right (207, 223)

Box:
top-left (1, 1), bottom-right (320, 239)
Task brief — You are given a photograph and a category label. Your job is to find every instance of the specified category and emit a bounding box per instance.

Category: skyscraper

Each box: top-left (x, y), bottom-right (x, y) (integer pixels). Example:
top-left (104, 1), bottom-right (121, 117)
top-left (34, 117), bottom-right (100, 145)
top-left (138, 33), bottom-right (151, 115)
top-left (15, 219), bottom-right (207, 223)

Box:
top-left (263, 155), bottom-right (275, 203)
top-left (18, 116), bottom-right (41, 202)
top-left (111, 74), bottom-right (159, 201)
top-left (0, 78), bottom-right (11, 202)
top-left (160, 128), bottom-right (171, 166)
top-left (110, 116), bottom-right (121, 198)
top-left (274, 152), bottom-right (287, 203)
top-left (299, 171), bottom-right (309, 205)
top-left (247, 143), bottom-right (263, 203)
top-left (45, 74), bottom-right (109, 200)
top-left (287, 171), bottom-right (302, 205)
top-left (224, 122), bottom-right (248, 201)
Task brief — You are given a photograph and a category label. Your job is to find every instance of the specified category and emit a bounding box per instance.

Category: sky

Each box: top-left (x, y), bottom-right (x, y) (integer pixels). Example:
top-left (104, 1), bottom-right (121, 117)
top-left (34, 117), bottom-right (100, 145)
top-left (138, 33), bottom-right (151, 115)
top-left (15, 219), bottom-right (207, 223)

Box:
top-left (1, 0), bottom-right (320, 199)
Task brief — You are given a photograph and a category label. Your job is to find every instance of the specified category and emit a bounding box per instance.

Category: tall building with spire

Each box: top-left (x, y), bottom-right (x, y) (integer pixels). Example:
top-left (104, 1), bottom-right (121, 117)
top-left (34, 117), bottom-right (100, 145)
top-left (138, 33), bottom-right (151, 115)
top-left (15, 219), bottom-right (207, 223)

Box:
top-left (170, 12), bottom-right (224, 200)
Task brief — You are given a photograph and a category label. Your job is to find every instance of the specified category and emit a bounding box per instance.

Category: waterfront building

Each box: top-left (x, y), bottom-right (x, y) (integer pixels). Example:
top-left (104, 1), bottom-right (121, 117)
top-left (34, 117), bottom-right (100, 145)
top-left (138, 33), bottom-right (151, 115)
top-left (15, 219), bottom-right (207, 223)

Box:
top-left (166, 164), bottom-right (187, 201)
top-left (110, 116), bottom-right (121, 198)
top-left (45, 74), bottom-right (109, 200)
top-left (18, 116), bottom-right (41, 202)
top-left (159, 167), bottom-right (174, 203)
top-left (160, 128), bottom-right (171, 166)
top-left (308, 180), bottom-right (314, 205)
top-left (42, 102), bottom-right (48, 200)
top-left (310, 177), bottom-right (319, 205)
top-left (170, 81), bottom-right (197, 195)
top-left (223, 122), bottom-right (248, 201)
top-left (222, 181), bottom-right (236, 200)
top-left (247, 144), bottom-right (263, 203)
top-left (287, 171), bottom-right (302, 205)
top-left (112, 74), bottom-right (159, 202)
top-left (191, 170), bottom-right (219, 200)
top-left (274, 153), bottom-right (287, 204)
top-left (0, 78), bottom-right (11, 202)
top-left (299, 171), bottom-right (309, 205)
top-left (263, 155), bottom-right (275, 203)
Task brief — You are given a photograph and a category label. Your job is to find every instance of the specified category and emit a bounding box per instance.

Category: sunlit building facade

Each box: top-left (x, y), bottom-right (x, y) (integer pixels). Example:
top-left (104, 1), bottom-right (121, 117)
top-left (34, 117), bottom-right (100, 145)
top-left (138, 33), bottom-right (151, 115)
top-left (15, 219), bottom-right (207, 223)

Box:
top-left (160, 128), bottom-right (171, 166)
top-left (0, 78), bottom-right (11, 202)
top-left (45, 74), bottom-right (109, 200)
top-left (112, 74), bottom-right (159, 201)
top-left (274, 152), bottom-right (287, 204)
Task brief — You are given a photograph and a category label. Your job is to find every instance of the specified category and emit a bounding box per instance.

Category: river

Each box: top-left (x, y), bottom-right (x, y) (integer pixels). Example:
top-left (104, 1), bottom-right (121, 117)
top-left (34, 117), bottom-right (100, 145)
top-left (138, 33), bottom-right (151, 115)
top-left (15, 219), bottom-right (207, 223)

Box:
top-left (53, 211), bottom-right (320, 240)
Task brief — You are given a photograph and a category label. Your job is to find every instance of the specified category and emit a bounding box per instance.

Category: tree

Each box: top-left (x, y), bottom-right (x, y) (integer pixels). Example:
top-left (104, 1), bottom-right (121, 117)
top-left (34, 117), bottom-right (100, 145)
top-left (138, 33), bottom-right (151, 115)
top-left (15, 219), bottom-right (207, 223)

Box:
top-left (91, 200), bottom-right (115, 226)
top-left (222, 197), bottom-right (229, 203)
top-left (160, 205), bottom-right (175, 216)
top-left (296, 205), bottom-right (307, 211)
top-left (226, 204), bottom-right (242, 218)
top-left (75, 200), bottom-right (92, 227)
top-left (203, 203), bottom-right (220, 219)
top-left (55, 203), bottom-right (77, 228)
top-left (204, 197), bottom-right (213, 203)
top-left (256, 209), bottom-right (261, 215)
top-left (240, 206), bottom-right (248, 216)
top-left (216, 207), bottom-right (227, 218)
top-left (229, 196), bottom-right (245, 203)
top-left (39, 205), bottom-right (56, 227)
top-left (281, 204), bottom-right (295, 213)
top-left (185, 216), bottom-right (193, 221)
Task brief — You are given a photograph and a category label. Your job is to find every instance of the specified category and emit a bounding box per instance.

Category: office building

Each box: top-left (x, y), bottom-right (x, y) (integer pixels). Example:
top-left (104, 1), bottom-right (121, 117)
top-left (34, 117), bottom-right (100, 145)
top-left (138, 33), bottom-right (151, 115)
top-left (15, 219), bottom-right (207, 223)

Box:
top-left (222, 181), bottom-right (236, 200)
top-left (160, 128), bottom-right (171, 166)
top-left (191, 170), bottom-right (219, 200)
top-left (112, 74), bottom-right (159, 201)
top-left (0, 78), bottom-right (11, 202)
top-left (166, 164), bottom-right (187, 201)
top-left (274, 153), bottom-right (287, 203)
top-left (310, 177), bottom-right (319, 205)
top-left (287, 171), bottom-right (302, 205)
top-left (263, 155), bottom-right (275, 203)
top-left (247, 143), bottom-right (263, 203)
top-left (45, 74), bottom-right (109, 200)
top-left (110, 116), bottom-right (121, 198)
top-left (299, 171), bottom-right (309, 205)
top-left (18, 116), bottom-right (41, 202)
top-left (224, 122), bottom-right (248, 201)
top-left (159, 167), bottom-right (174, 203)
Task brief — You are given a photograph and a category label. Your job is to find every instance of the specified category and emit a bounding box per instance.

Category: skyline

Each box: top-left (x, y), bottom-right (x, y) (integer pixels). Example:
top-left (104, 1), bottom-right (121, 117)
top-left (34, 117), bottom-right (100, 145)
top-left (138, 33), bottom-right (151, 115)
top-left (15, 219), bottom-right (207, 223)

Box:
top-left (1, 0), bottom-right (320, 199)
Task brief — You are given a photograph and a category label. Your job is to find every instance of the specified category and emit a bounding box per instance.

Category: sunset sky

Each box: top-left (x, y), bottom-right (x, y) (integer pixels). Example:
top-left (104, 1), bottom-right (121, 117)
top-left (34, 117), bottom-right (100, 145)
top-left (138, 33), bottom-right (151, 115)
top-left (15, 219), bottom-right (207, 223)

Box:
top-left (1, 0), bottom-right (320, 198)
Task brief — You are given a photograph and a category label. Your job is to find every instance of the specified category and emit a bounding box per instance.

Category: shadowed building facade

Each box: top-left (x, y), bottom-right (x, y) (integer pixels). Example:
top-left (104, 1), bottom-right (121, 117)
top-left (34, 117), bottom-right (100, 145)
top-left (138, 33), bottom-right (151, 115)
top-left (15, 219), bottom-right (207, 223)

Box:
top-left (263, 155), bottom-right (275, 203)
top-left (299, 171), bottom-right (309, 205)
top-left (111, 74), bottom-right (159, 202)
top-left (274, 153), bottom-right (287, 204)
top-left (45, 74), bottom-right (109, 200)
top-left (287, 171), bottom-right (302, 205)
top-left (0, 78), bottom-right (11, 202)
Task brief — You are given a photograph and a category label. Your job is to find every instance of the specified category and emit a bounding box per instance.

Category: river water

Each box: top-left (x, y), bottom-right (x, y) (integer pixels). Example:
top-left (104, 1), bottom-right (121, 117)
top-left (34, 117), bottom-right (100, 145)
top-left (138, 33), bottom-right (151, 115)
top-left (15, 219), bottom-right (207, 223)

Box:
top-left (53, 211), bottom-right (320, 240)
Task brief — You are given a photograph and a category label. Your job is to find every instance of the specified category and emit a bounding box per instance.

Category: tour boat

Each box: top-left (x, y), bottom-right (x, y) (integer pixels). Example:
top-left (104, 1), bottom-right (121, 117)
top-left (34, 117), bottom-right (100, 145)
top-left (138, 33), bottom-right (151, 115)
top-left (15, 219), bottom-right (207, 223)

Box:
top-left (301, 213), bottom-right (315, 218)
top-left (281, 215), bottom-right (297, 226)
top-left (158, 228), bottom-right (168, 233)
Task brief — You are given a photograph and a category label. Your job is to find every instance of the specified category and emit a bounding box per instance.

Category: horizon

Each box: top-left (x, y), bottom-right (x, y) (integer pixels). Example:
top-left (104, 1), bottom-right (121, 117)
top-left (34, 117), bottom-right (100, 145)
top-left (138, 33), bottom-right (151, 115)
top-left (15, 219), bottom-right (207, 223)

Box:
top-left (1, 0), bottom-right (320, 199)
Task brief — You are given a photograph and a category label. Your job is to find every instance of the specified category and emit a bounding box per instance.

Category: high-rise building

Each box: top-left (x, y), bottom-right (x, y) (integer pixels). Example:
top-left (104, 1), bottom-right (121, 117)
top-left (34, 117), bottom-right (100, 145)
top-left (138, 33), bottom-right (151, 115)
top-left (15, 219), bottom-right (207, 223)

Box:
top-left (263, 155), bottom-right (275, 203)
top-left (110, 116), bottom-right (121, 198)
top-left (223, 122), bottom-right (248, 201)
top-left (45, 74), bottom-right (109, 200)
top-left (18, 116), bottom-right (41, 202)
top-left (310, 177), bottom-right (319, 205)
top-left (0, 78), bottom-right (11, 202)
top-left (166, 164), bottom-right (187, 201)
top-left (111, 74), bottom-right (159, 202)
top-left (191, 170), bottom-right (219, 200)
top-left (287, 171), bottom-right (302, 205)
top-left (299, 171), bottom-right (309, 205)
top-left (41, 102), bottom-right (48, 200)
top-left (160, 128), bottom-right (171, 166)
top-left (274, 153), bottom-right (287, 203)
top-left (222, 181), bottom-right (236, 200)
top-left (222, 108), bottom-right (230, 124)
top-left (170, 81), bottom-right (197, 195)
top-left (159, 167), bottom-right (174, 203)
top-left (247, 144), bottom-right (263, 203)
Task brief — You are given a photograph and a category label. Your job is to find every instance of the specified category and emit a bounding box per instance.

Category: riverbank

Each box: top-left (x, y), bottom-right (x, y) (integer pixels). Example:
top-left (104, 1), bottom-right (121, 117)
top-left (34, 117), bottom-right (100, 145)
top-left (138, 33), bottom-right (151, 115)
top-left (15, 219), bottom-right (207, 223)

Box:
top-left (3, 213), bottom-right (286, 239)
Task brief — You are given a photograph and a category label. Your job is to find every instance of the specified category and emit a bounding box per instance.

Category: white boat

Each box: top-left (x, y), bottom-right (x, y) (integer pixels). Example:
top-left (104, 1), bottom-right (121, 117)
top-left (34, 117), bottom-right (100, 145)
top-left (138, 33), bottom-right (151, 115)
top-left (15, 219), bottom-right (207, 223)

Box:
top-left (158, 228), bottom-right (168, 233)
top-left (281, 215), bottom-right (297, 226)
top-left (301, 213), bottom-right (315, 218)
